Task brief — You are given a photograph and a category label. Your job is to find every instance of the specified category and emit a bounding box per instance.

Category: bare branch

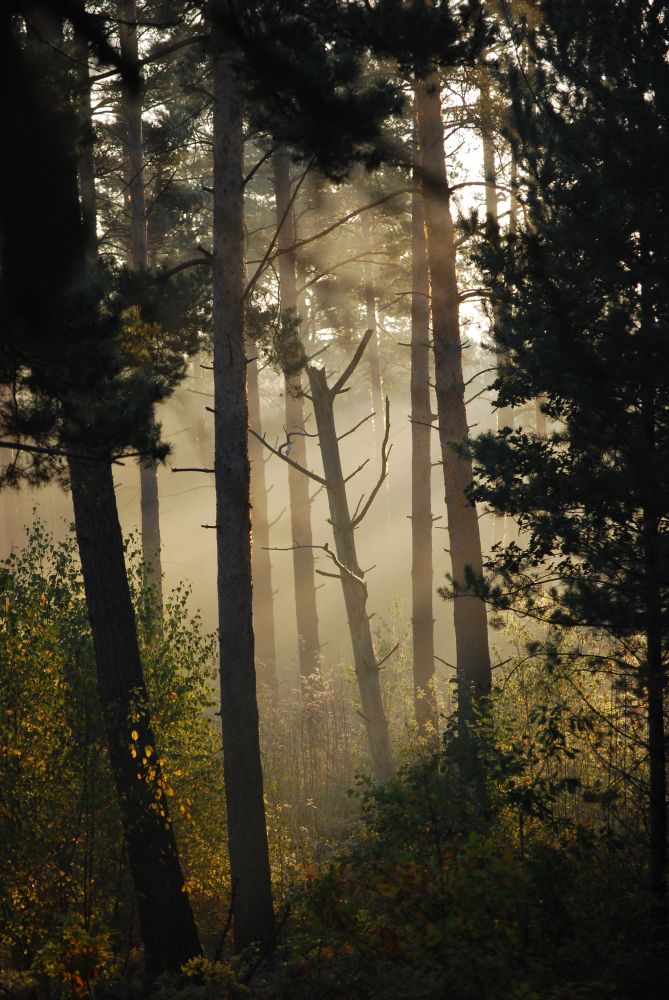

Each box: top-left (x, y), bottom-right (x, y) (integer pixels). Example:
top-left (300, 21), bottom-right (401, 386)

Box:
top-left (171, 466), bottom-right (214, 474)
top-left (243, 144), bottom-right (280, 188)
top-left (243, 159), bottom-right (314, 302)
top-left (344, 458), bottom-right (370, 483)
top-left (266, 541), bottom-right (366, 589)
top-left (150, 257), bottom-right (211, 283)
top-left (267, 507), bottom-right (287, 530)
top-left (338, 410), bottom-right (375, 442)
top-left (376, 642), bottom-right (400, 671)
top-left (249, 429), bottom-right (326, 485)
top-left (332, 328), bottom-right (374, 396)
top-left (285, 188), bottom-right (412, 259)
top-left (352, 397), bottom-right (392, 528)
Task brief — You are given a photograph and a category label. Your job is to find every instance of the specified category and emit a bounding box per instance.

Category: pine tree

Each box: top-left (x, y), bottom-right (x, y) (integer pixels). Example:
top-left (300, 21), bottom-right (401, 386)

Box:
top-left (472, 0), bottom-right (669, 935)
top-left (1, 4), bottom-right (202, 974)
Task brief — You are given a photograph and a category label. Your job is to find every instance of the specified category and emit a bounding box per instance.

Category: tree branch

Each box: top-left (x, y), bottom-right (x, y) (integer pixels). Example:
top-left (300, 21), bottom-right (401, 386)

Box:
top-left (352, 397), bottom-right (391, 527)
top-left (249, 429), bottom-right (326, 485)
top-left (332, 327), bottom-right (374, 396)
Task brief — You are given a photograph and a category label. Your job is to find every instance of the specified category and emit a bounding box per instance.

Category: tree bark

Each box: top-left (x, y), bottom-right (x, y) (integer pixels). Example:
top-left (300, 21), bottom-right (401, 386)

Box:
top-left (307, 364), bottom-right (395, 782)
top-left (415, 74), bottom-right (491, 734)
top-left (360, 209), bottom-right (391, 542)
top-left (410, 143), bottom-right (437, 740)
top-left (274, 149), bottom-right (322, 686)
top-left (360, 211), bottom-right (385, 451)
top-left (68, 455), bottom-right (202, 975)
top-left (119, 0), bottom-right (163, 604)
top-left (70, 24), bottom-right (201, 974)
top-left (247, 341), bottom-right (278, 693)
top-left (211, 6), bottom-right (275, 950)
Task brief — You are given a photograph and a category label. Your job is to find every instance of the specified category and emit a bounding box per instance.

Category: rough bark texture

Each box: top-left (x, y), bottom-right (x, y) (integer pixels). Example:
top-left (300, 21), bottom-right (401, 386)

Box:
top-left (415, 75), bottom-right (491, 731)
top-left (69, 456), bottom-right (201, 975)
top-left (274, 149), bottom-right (322, 685)
top-left (410, 151), bottom-right (437, 740)
top-left (68, 27), bottom-right (202, 974)
top-left (119, 0), bottom-right (162, 602)
top-left (247, 341), bottom-right (278, 693)
top-left (212, 8), bottom-right (275, 950)
top-left (307, 365), bottom-right (394, 782)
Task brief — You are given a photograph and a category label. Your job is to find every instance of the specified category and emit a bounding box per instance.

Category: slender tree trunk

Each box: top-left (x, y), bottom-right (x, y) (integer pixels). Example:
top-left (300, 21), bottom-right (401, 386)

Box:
top-left (410, 145), bottom-right (437, 740)
top-left (307, 364), bottom-right (394, 782)
top-left (274, 149), bottom-right (322, 685)
top-left (360, 209), bottom-right (391, 541)
top-left (69, 26), bottom-right (202, 974)
top-left (68, 455), bottom-right (202, 975)
top-left (415, 74), bottom-right (491, 734)
top-left (211, 7), bottom-right (275, 950)
top-left (360, 211), bottom-right (385, 449)
top-left (247, 340), bottom-right (278, 693)
top-left (119, 0), bottom-right (162, 603)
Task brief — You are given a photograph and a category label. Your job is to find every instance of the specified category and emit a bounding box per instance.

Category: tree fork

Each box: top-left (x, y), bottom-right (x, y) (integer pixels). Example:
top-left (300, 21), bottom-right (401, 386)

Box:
top-left (307, 361), bottom-right (394, 782)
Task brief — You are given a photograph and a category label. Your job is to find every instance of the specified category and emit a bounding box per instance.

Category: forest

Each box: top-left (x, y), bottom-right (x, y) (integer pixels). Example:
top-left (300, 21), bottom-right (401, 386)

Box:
top-left (1, 0), bottom-right (668, 997)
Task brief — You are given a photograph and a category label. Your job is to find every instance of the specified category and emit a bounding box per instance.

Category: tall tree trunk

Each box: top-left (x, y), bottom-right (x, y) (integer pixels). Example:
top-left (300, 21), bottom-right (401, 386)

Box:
top-left (212, 7), bottom-right (275, 950)
top-left (360, 209), bottom-right (391, 541)
top-left (247, 340), bottom-right (278, 694)
top-left (360, 211), bottom-right (385, 449)
top-left (274, 149), bottom-right (322, 686)
top-left (68, 455), bottom-right (202, 975)
top-left (70, 25), bottom-right (202, 974)
top-left (415, 74), bottom-right (491, 734)
top-left (410, 144), bottom-right (437, 740)
top-left (118, 0), bottom-right (162, 604)
top-left (307, 364), bottom-right (395, 782)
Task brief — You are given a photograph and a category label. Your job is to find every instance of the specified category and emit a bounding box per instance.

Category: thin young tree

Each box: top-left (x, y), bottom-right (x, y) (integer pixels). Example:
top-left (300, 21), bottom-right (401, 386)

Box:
top-left (415, 71), bottom-right (491, 734)
top-left (273, 149), bottom-right (322, 686)
top-left (118, 0), bottom-right (163, 601)
top-left (247, 342), bottom-right (279, 693)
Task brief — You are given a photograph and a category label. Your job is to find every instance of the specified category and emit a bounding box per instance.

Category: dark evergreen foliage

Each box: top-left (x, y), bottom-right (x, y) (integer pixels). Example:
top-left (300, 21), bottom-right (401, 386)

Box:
top-left (471, 0), bottom-right (669, 640)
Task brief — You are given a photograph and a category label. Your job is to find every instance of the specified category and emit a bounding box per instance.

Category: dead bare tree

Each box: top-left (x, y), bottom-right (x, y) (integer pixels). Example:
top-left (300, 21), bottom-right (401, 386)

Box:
top-left (251, 329), bottom-right (395, 782)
